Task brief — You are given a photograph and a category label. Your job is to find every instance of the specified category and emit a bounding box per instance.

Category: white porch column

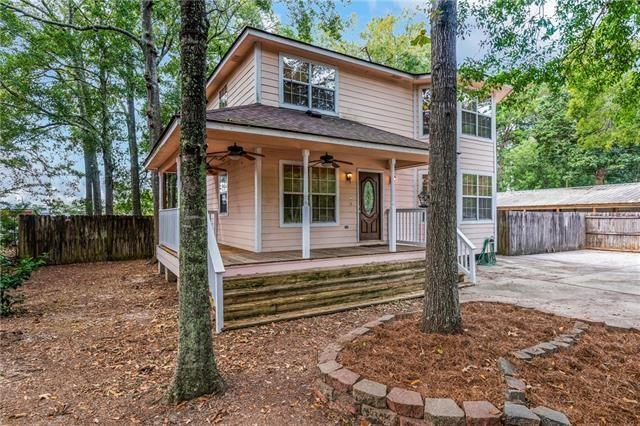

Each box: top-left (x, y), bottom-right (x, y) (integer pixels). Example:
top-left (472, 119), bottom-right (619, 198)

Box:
top-left (254, 147), bottom-right (262, 252)
top-left (302, 149), bottom-right (311, 259)
top-left (389, 158), bottom-right (397, 253)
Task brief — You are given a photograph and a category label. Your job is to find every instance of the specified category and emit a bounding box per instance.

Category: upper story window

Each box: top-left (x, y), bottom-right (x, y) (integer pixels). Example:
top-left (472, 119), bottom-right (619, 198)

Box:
top-left (281, 55), bottom-right (337, 113)
top-left (461, 94), bottom-right (492, 139)
top-left (219, 85), bottom-right (228, 109)
top-left (420, 88), bottom-right (432, 137)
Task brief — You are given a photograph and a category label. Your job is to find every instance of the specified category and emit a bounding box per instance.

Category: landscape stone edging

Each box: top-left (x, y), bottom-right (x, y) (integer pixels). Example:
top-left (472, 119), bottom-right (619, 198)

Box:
top-left (316, 313), bottom-right (587, 425)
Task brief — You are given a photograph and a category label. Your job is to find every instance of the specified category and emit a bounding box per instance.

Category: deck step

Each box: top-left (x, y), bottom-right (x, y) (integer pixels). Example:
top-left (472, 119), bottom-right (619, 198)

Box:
top-left (220, 258), bottom-right (467, 327)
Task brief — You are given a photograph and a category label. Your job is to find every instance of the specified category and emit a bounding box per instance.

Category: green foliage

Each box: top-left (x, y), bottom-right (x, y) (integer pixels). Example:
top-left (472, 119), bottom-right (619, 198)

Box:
top-left (0, 254), bottom-right (46, 316)
top-left (324, 11), bottom-right (431, 73)
top-left (498, 86), bottom-right (640, 191)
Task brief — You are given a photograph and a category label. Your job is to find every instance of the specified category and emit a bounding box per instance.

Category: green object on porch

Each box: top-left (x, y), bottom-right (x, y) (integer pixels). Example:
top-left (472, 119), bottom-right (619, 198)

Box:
top-left (477, 237), bottom-right (496, 266)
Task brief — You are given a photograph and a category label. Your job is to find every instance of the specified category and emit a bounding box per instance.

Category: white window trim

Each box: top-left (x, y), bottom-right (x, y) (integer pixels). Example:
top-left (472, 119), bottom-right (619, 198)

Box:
top-left (218, 173), bottom-right (228, 216)
top-left (460, 94), bottom-right (493, 142)
top-left (459, 170), bottom-right (495, 224)
top-left (278, 53), bottom-right (339, 116)
top-left (418, 85), bottom-right (431, 140)
top-left (279, 160), bottom-right (340, 228)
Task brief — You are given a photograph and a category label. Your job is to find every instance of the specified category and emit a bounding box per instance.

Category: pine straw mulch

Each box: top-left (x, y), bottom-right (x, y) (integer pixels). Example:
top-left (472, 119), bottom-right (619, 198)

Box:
top-left (339, 303), bottom-right (640, 425)
top-left (0, 260), bottom-right (424, 425)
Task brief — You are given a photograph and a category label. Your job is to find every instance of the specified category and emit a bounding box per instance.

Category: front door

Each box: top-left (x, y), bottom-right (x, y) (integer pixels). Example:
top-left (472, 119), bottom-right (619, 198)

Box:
top-left (359, 172), bottom-right (381, 241)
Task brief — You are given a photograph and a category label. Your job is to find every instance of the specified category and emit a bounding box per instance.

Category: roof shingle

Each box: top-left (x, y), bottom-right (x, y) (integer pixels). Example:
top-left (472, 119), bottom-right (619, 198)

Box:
top-left (205, 104), bottom-right (429, 151)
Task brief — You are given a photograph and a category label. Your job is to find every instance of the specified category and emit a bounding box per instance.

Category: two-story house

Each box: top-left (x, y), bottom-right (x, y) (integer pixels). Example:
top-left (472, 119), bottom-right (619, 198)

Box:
top-left (144, 27), bottom-right (510, 331)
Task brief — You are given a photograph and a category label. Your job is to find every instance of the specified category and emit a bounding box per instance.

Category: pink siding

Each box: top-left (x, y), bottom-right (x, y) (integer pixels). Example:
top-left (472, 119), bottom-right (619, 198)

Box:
top-left (260, 47), bottom-right (415, 138)
top-left (207, 50), bottom-right (255, 110)
top-left (206, 161), bottom-right (255, 251)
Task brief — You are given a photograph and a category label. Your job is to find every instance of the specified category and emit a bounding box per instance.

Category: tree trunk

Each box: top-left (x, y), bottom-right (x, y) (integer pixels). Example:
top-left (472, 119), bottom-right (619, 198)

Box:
top-left (420, 0), bottom-right (462, 334)
top-left (126, 88), bottom-right (142, 216)
top-left (141, 0), bottom-right (162, 252)
top-left (90, 149), bottom-right (102, 215)
top-left (82, 145), bottom-right (93, 215)
top-left (165, 0), bottom-right (225, 403)
top-left (99, 70), bottom-right (114, 215)
top-left (595, 167), bottom-right (605, 185)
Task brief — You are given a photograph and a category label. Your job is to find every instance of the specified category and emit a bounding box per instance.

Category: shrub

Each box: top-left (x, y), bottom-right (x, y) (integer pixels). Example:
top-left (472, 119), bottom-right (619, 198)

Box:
top-left (0, 254), bottom-right (46, 316)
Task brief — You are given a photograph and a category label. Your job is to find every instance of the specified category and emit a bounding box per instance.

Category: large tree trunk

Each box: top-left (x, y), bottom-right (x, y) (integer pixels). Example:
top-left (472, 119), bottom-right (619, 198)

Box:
top-left (420, 0), bottom-right (462, 334)
top-left (141, 0), bottom-right (162, 253)
top-left (126, 88), bottom-right (142, 216)
top-left (90, 149), bottom-right (102, 215)
top-left (165, 0), bottom-right (224, 403)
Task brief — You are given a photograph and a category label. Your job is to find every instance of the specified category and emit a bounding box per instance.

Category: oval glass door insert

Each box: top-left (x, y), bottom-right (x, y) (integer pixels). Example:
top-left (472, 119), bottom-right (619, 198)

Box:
top-left (363, 181), bottom-right (375, 215)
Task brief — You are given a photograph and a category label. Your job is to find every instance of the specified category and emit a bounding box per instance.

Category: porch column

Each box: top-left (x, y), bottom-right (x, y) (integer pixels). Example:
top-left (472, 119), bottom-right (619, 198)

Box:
top-left (254, 147), bottom-right (262, 252)
top-left (302, 149), bottom-right (311, 259)
top-left (389, 158), bottom-right (397, 253)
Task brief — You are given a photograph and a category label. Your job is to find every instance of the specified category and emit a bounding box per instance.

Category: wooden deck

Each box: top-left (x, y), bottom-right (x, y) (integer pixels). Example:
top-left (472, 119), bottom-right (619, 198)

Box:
top-left (220, 243), bottom-right (421, 266)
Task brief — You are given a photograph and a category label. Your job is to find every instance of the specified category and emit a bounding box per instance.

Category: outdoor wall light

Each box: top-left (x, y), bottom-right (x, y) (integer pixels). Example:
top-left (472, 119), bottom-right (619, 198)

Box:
top-left (345, 171), bottom-right (353, 182)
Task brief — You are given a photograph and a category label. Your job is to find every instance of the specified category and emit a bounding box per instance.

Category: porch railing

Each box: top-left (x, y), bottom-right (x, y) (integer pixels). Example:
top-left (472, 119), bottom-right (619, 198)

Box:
top-left (396, 208), bottom-right (427, 246)
top-left (159, 208), bottom-right (179, 252)
top-left (394, 208), bottom-right (477, 284)
top-left (456, 228), bottom-right (477, 284)
top-left (207, 211), bottom-right (225, 333)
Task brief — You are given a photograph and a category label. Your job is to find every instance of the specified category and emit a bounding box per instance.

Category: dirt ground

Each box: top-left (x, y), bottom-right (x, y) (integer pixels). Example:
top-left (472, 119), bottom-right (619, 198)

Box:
top-left (339, 303), bottom-right (575, 407)
top-left (2, 261), bottom-right (639, 425)
top-left (0, 261), bottom-right (421, 425)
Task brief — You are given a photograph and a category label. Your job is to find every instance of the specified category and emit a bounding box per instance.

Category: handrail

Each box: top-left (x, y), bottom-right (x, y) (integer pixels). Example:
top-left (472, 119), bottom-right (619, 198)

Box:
top-left (159, 208), bottom-right (180, 253)
top-left (396, 208), bottom-right (427, 246)
top-left (207, 213), bottom-right (225, 333)
top-left (456, 228), bottom-right (477, 284)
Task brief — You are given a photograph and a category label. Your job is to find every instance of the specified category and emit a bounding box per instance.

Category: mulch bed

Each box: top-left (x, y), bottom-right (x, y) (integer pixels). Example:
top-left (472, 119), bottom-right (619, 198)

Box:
top-left (0, 260), bottom-right (423, 425)
top-left (339, 303), bottom-right (640, 424)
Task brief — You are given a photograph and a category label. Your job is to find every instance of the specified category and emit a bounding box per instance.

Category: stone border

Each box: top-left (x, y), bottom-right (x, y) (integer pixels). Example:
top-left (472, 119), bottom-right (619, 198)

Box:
top-left (315, 314), bottom-right (588, 425)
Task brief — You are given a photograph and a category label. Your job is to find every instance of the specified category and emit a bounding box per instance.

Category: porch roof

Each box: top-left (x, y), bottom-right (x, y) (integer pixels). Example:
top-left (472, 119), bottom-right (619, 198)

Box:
top-left (205, 104), bottom-right (429, 151)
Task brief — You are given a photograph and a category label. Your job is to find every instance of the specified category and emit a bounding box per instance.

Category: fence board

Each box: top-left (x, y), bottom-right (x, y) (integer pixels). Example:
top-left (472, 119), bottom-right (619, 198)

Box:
top-left (497, 211), bottom-right (585, 256)
top-left (18, 215), bottom-right (154, 264)
top-left (585, 213), bottom-right (640, 252)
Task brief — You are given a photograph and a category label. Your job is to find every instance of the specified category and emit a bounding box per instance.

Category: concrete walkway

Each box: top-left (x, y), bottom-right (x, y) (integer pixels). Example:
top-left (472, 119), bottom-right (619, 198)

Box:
top-left (461, 250), bottom-right (640, 330)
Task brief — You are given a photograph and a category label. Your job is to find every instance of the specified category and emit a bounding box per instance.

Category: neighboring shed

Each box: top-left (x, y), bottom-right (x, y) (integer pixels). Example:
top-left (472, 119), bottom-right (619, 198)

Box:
top-left (497, 182), bottom-right (640, 213)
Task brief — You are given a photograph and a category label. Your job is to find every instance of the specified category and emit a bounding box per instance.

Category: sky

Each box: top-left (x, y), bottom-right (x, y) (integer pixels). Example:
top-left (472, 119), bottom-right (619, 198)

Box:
top-left (273, 0), bottom-right (487, 64)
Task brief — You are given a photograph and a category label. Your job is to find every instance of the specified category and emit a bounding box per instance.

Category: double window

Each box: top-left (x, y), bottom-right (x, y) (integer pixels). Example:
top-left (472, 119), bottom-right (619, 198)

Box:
top-left (218, 174), bottom-right (228, 215)
top-left (462, 173), bottom-right (493, 221)
top-left (281, 56), bottom-right (337, 113)
top-left (282, 163), bottom-right (337, 225)
top-left (461, 94), bottom-right (492, 139)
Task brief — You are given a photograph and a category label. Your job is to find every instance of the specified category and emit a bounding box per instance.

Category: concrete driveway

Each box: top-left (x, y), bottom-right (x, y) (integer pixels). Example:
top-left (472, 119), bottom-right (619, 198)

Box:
top-left (461, 250), bottom-right (640, 330)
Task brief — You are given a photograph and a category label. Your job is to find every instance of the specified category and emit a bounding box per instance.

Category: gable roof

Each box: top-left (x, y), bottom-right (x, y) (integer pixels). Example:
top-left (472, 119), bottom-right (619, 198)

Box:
top-left (497, 182), bottom-right (640, 208)
top-left (206, 104), bottom-right (429, 151)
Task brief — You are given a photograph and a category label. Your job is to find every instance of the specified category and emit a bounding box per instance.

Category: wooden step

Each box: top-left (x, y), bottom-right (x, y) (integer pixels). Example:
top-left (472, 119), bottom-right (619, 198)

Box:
top-left (224, 278), bottom-right (424, 320)
top-left (223, 290), bottom-right (425, 330)
top-left (224, 260), bottom-right (426, 290)
top-left (224, 268), bottom-right (425, 304)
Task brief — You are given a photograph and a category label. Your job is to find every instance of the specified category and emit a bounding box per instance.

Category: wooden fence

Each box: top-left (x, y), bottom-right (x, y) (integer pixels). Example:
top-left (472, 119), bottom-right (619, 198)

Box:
top-left (497, 211), bottom-right (585, 256)
top-left (18, 215), bottom-right (154, 264)
top-left (585, 213), bottom-right (640, 252)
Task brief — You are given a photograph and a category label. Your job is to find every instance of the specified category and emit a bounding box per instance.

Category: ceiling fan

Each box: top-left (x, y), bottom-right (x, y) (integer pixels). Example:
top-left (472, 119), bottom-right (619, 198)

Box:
top-left (205, 159), bottom-right (227, 175)
top-left (309, 152), bottom-right (353, 168)
top-left (207, 143), bottom-right (265, 161)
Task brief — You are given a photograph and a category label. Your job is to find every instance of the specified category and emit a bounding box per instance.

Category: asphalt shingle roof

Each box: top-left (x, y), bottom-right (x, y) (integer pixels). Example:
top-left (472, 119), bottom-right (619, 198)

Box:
top-left (497, 182), bottom-right (640, 208)
top-left (205, 104), bottom-right (429, 151)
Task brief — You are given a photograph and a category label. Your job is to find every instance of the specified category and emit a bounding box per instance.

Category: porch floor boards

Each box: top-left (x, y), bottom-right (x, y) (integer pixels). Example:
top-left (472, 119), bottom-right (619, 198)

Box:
top-left (220, 243), bottom-right (422, 266)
